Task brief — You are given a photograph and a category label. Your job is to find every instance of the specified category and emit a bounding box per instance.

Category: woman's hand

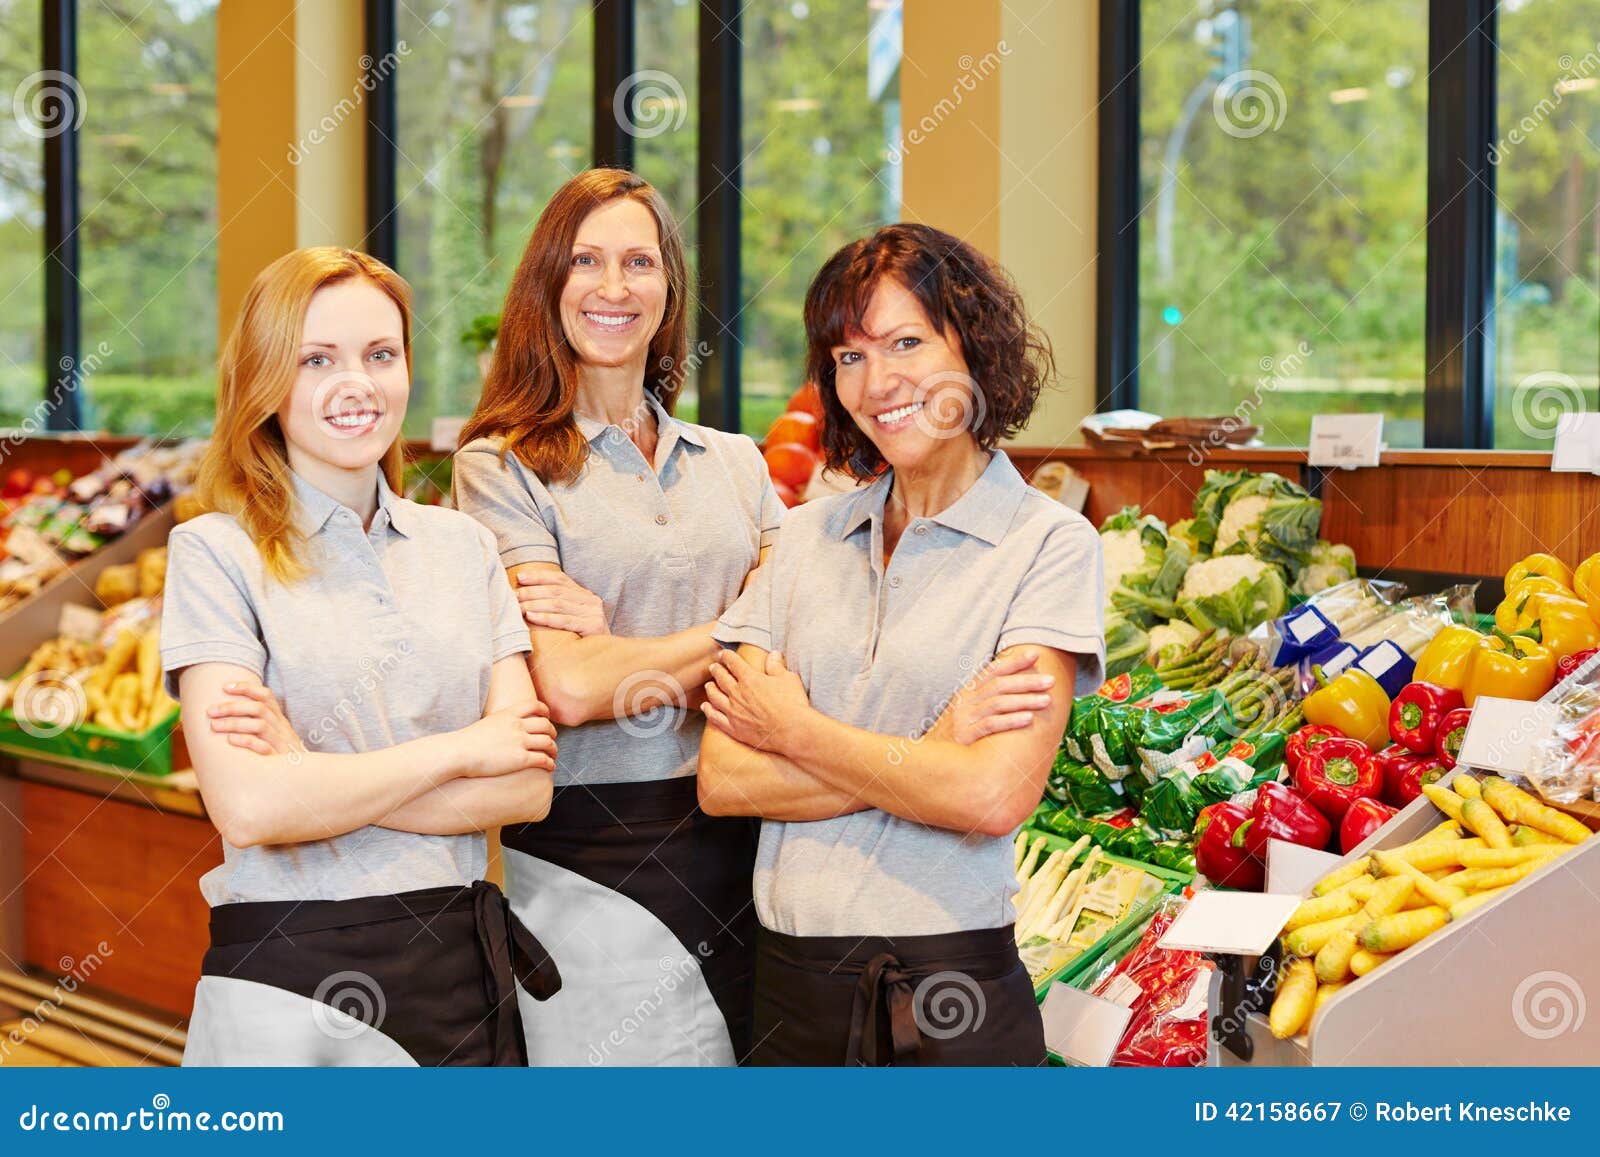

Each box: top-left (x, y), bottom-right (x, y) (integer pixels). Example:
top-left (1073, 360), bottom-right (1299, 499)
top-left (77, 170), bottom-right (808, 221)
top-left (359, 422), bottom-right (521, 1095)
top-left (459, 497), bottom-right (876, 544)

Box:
top-left (457, 704), bottom-right (558, 777)
top-left (517, 570), bottom-right (609, 637)
top-left (702, 649), bottom-right (813, 754)
top-left (927, 648), bottom-right (1057, 744)
top-left (206, 683), bottom-right (306, 757)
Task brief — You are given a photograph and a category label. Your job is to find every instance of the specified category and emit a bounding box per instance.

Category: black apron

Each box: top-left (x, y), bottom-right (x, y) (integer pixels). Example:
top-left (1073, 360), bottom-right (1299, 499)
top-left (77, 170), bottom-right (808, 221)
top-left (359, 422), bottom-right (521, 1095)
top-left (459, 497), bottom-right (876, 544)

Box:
top-left (186, 880), bottom-right (559, 1066)
top-left (500, 776), bottom-right (759, 1065)
top-left (751, 923), bottom-right (1046, 1066)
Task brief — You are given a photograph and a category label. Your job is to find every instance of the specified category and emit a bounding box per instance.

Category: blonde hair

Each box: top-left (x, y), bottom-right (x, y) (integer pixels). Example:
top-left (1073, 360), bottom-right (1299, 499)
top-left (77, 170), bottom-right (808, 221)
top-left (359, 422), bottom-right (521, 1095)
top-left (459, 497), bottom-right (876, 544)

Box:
top-left (196, 247), bottom-right (412, 582)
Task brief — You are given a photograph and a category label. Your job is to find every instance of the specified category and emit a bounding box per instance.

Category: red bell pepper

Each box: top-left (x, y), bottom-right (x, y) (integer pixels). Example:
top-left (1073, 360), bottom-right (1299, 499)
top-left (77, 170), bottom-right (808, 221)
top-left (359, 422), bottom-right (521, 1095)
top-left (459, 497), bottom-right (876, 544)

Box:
top-left (1293, 737), bottom-right (1382, 823)
top-left (1194, 803), bottom-right (1264, 891)
top-left (1386, 754), bottom-right (1452, 806)
top-left (1340, 797), bottom-right (1398, 854)
top-left (1286, 723), bottom-right (1345, 775)
top-left (1434, 706), bottom-right (1473, 767)
top-left (1239, 782), bottom-right (1333, 858)
top-left (1556, 646), bottom-right (1599, 682)
top-left (1388, 681), bottom-right (1465, 754)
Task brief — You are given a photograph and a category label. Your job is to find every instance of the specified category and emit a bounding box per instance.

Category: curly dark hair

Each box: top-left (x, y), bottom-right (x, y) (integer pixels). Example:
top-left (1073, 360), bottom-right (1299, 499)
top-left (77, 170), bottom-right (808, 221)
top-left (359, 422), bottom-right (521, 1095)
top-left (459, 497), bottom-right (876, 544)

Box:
top-left (802, 222), bottom-right (1055, 478)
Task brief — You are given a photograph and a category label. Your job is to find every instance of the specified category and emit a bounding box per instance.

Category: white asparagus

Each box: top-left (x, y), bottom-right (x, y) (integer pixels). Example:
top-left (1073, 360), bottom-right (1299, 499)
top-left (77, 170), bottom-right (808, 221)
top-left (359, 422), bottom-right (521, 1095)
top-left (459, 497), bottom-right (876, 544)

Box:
top-left (1014, 830), bottom-right (1030, 873)
top-left (1018, 835), bottom-right (1048, 883)
top-left (1023, 837), bottom-right (1091, 937)
top-left (1043, 848), bottom-right (1104, 942)
top-left (1016, 849), bottom-right (1070, 928)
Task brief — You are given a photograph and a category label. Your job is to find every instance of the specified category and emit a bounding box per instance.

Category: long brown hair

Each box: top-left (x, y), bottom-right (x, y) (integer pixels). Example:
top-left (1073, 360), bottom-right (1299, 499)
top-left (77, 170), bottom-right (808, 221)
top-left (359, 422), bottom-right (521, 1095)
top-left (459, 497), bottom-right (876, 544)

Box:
top-left (196, 247), bottom-right (411, 582)
top-left (460, 168), bottom-right (690, 485)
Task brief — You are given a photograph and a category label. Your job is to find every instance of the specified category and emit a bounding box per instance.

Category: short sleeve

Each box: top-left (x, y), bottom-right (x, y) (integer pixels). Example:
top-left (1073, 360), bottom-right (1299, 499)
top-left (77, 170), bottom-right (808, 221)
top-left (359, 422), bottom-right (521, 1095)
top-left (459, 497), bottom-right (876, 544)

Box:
top-left (996, 517), bottom-right (1106, 696)
top-left (714, 547), bottom-right (778, 653)
top-left (159, 524), bottom-right (268, 698)
top-left (452, 443), bottom-right (560, 568)
top-left (478, 525), bottom-right (532, 662)
top-left (757, 473), bottom-right (786, 550)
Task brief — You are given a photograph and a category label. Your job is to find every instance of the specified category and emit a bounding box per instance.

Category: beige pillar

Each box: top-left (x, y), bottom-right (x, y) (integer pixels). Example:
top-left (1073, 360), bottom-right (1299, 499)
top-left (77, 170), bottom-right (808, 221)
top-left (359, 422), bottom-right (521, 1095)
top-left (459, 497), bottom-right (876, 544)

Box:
top-left (217, 0), bottom-right (368, 342)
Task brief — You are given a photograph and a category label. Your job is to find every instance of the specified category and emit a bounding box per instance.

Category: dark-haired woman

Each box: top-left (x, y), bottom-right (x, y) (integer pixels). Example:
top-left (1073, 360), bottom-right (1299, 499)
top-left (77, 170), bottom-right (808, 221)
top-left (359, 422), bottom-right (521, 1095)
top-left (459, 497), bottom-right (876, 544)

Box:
top-left (700, 223), bottom-right (1106, 1066)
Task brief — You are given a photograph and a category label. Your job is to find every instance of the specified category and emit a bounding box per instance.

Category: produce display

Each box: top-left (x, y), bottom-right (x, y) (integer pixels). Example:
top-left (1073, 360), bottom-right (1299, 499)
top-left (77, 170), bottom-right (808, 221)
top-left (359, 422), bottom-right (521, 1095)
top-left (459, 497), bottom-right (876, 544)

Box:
top-left (1265, 773), bottom-right (1593, 1041)
top-left (1083, 894), bottom-right (1212, 1067)
top-left (759, 383), bottom-right (826, 507)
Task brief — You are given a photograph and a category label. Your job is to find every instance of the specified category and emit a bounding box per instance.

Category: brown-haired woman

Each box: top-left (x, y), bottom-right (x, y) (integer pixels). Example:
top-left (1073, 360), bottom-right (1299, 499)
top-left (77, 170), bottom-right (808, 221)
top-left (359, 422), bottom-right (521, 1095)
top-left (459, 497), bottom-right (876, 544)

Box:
top-left (451, 168), bottom-right (781, 1065)
top-left (701, 223), bottom-right (1106, 1065)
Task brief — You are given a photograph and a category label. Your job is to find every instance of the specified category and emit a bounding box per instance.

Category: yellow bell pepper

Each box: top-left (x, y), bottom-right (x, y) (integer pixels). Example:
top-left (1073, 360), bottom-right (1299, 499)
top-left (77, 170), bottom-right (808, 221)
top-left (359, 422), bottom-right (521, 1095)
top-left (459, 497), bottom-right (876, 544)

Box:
top-left (1303, 668), bottom-right (1392, 749)
top-left (1413, 625), bottom-right (1483, 692)
top-left (1574, 553), bottom-right (1600, 613)
top-left (1462, 633), bottom-right (1556, 706)
top-left (1495, 582), bottom-right (1577, 634)
top-left (1505, 553), bottom-right (1573, 592)
top-left (1523, 595), bottom-right (1600, 661)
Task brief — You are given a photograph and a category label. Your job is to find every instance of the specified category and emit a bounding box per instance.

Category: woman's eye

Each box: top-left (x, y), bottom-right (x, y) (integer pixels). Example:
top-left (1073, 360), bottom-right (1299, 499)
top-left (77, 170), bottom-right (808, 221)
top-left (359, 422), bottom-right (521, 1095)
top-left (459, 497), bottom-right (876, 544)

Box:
top-left (304, 354), bottom-right (330, 368)
top-left (571, 253), bottom-right (595, 267)
top-left (369, 348), bottom-right (394, 363)
top-left (628, 255), bottom-right (655, 270)
top-left (894, 337), bottom-right (921, 351)
top-left (837, 351), bottom-right (862, 366)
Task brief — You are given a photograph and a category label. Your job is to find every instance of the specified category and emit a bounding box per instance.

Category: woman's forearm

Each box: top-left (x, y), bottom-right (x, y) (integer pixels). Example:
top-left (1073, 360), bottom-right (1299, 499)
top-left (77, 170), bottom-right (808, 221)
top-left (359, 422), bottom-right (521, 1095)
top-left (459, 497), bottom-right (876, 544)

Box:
top-left (698, 724), bottom-right (868, 822)
top-left (379, 768), bottom-right (553, 836)
top-left (530, 622), bottom-right (721, 726)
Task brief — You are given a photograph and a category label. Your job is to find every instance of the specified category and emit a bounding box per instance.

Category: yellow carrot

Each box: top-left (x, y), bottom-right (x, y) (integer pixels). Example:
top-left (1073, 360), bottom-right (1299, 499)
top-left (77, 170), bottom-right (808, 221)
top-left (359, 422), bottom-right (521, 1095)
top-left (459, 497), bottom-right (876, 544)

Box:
top-left (1422, 783), bottom-right (1467, 823)
top-left (1349, 948), bottom-right (1393, 976)
top-left (1371, 849), bottom-right (1467, 909)
top-left (1313, 857), bottom-right (1372, 896)
top-left (1315, 877), bottom-right (1413, 984)
top-left (1270, 958), bottom-right (1318, 1039)
top-left (1452, 774), bottom-right (1481, 800)
top-left (1448, 887), bottom-right (1508, 921)
top-left (1481, 776), bottom-right (1593, 844)
top-left (1285, 891), bottom-right (1362, 931)
top-left (1359, 906), bottom-right (1449, 953)
top-left (1282, 915), bottom-right (1360, 958)
top-left (1457, 845), bottom-right (1567, 870)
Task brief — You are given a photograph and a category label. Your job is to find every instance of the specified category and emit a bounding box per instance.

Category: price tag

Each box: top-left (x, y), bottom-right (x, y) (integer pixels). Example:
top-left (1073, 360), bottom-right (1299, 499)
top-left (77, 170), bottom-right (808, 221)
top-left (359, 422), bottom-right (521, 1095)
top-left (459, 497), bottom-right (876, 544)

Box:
top-left (1038, 984), bottom-right (1135, 1067)
top-left (1550, 412), bottom-right (1600, 473)
top-left (1309, 413), bottom-right (1384, 468)
top-left (1157, 890), bottom-right (1302, 956)
top-left (1314, 643), bottom-right (1359, 680)
top-left (57, 602), bottom-right (103, 642)
top-left (1099, 975), bottom-right (1144, 1009)
top-left (1357, 641), bottom-right (1401, 679)
top-left (1266, 839), bottom-right (1344, 896)
top-left (1286, 607), bottom-right (1332, 644)
top-left (1454, 695), bottom-right (1559, 776)
top-left (430, 416), bottom-right (467, 453)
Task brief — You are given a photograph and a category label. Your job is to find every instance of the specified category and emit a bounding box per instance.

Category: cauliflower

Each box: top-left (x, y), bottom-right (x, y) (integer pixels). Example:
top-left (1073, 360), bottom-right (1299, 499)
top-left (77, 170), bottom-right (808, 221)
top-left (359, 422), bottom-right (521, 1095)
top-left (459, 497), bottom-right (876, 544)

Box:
top-left (1178, 555), bottom-right (1290, 635)
top-left (1146, 620), bottom-right (1202, 666)
top-left (1214, 493), bottom-right (1272, 553)
top-left (1101, 528), bottom-right (1151, 592)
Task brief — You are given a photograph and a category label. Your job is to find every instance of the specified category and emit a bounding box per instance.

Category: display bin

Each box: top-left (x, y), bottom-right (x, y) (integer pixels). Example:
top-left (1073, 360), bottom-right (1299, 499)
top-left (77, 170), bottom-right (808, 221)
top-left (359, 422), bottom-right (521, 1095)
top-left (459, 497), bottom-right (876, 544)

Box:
top-left (1208, 789), bottom-right (1600, 1067)
top-left (1020, 826), bottom-right (1192, 1000)
top-left (0, 702), bottom-right (181, 776)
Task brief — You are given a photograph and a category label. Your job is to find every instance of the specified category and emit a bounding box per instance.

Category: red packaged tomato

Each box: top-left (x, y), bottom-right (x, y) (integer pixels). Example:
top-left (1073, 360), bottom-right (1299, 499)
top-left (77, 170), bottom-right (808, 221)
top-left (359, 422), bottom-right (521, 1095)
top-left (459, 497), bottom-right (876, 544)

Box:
top-left (787, 382), bottom-right (824, 418)
top-left (765, 410), bottom-right (819, 452)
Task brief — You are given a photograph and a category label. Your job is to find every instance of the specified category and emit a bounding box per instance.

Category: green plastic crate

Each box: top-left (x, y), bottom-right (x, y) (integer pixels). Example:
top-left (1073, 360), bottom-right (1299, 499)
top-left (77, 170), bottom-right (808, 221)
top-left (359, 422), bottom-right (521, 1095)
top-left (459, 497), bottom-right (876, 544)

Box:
top-left (0, 702), bottom-right (181, 775)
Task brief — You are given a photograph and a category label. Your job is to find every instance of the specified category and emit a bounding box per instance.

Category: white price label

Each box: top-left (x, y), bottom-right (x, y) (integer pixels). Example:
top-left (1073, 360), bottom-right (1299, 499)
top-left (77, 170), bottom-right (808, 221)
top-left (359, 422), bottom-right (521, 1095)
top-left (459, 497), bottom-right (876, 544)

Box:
top-left (1358, 642), bottom-right (1402, 679)
top-left (1454, 696), bottom-right (1559, 776)
top-left (1099, 975), bottom-right (1144, 1009)
top-left (1039, 984), bottom-right (1135, 1067)
top-left (1158, 890), bottom-right (1303, 956)
top-left (1551, 412), bottom-right (1600, 473)
top-left (1309, 413), bottom-right (1384, 468)
top-left (1169, 968), bottom-right (1214, 1022)
top-left (1288, 609), bottom-right (1327, 644)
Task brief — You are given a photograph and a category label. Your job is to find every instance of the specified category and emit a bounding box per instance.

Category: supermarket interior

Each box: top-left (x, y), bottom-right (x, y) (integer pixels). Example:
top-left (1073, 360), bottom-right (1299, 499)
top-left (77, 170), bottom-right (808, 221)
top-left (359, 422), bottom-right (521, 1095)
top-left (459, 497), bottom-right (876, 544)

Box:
top-left (1, 0), bottom-right (1600, 1071)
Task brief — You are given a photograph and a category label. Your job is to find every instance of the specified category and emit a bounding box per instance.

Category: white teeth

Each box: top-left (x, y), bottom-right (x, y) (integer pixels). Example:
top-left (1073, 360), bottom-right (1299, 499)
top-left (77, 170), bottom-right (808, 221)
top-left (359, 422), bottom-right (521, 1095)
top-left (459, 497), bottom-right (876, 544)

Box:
top-left (585, 312), bottom-right (636, 329)
top-left (875, 402), bottom-right (923, 425)
top-left (326, 412), bottom-right (377, 428)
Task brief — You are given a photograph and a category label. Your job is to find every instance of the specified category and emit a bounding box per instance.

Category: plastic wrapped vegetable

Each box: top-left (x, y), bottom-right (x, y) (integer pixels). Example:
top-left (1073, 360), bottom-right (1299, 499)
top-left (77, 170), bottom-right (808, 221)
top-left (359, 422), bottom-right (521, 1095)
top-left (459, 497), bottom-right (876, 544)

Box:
top-left (1090, 895), bottom-right (1213, 1068)
top-left (1047, 754), bottom-right (1126, 816)
top-left (1104, 612), bottom-right (1151, 678)
top-left (1292, 540), bottom-right (1358, 596)
top-left (1177, 555), bottom-right (1291, 636)
top-left (1065, 667), bottom-right (1163, 778)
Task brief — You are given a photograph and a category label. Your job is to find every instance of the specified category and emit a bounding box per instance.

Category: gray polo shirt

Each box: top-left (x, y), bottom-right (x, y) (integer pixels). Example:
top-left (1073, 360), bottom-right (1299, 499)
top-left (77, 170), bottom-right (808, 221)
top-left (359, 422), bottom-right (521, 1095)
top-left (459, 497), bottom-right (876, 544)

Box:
top-left (453, 392), bottom-right (785, 786)
top-left (160, 472), bottom-right (532, 906)
top-left (715, 451), bottom-right (1105, 937)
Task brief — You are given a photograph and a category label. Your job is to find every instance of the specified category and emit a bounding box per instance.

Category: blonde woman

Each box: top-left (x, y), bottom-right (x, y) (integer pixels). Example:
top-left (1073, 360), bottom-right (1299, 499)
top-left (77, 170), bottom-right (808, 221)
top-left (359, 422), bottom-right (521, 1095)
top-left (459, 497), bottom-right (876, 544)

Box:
top-left (161, 247), bottom-right (561, 1066)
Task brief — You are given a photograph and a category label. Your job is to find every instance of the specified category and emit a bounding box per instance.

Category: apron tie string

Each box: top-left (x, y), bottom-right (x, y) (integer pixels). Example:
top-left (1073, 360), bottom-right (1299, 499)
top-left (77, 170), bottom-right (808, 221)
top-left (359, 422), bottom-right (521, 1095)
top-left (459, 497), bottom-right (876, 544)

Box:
top-left (469, 880), bottom-right (562, 1066)
top-left (846, 951), bottom-right (923, 1066)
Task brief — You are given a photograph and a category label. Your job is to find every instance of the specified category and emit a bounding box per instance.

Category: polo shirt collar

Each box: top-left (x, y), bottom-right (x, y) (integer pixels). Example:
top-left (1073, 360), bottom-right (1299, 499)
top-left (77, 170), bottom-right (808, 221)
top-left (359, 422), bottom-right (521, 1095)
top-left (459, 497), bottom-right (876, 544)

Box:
top-left (290, 470), bottom-right (413, 538)
top-left (575, 392), bottom-right (704, 448)
top-left (831, 451), bottom-right (1027, 547)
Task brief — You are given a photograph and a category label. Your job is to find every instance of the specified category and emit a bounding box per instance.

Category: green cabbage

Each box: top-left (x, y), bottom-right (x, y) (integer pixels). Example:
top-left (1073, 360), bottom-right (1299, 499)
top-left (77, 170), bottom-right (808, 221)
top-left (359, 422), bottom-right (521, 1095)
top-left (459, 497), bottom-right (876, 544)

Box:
top-left (1176, 555), bottom-right (1291, 635)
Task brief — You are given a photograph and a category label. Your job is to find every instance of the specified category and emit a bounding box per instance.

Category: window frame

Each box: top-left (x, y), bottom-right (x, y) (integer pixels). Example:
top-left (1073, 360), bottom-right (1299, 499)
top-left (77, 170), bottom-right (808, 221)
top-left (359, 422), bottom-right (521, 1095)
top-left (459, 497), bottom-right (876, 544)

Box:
top-left (1098, 0), bottom-right (1516, 449)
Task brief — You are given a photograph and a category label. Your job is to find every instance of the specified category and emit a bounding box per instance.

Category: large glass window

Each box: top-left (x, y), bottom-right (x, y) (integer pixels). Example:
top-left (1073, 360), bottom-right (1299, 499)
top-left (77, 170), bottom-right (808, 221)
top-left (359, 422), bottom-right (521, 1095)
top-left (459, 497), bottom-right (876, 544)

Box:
top-left (393, 0), bottom-right (592, 438)
top-left (75, 0), bottom-right (219, 436)
top-left (739, 0), bottom-right (900, 435)
top-left (1138, 0), bottom-right (1428, 448)
top-left (1492, 0), bottom-right (1600, 449)
top-left (0, 0), bottom-right (44, 429)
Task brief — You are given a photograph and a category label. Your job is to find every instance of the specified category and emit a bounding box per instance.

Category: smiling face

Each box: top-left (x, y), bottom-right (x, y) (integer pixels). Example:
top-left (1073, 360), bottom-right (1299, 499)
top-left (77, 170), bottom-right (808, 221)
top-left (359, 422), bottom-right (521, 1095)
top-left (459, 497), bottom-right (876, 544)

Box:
top-left (558, 197), bottom-right (669, 371)
top-left (277, 277), bottom-right (409, 477)
top-left (829, 277), bottom-right (982, 473)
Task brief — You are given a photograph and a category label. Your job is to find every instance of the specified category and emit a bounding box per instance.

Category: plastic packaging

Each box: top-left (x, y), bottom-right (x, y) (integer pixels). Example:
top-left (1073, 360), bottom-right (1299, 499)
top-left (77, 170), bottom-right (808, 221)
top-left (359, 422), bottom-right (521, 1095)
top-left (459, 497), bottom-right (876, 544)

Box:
top-left (1087, 893), bottom-right (1214, 1067)
top-left (1527, 652), bottom-right (1600, 803)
